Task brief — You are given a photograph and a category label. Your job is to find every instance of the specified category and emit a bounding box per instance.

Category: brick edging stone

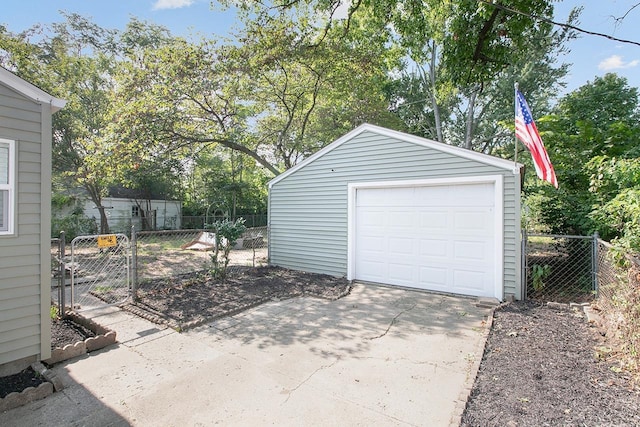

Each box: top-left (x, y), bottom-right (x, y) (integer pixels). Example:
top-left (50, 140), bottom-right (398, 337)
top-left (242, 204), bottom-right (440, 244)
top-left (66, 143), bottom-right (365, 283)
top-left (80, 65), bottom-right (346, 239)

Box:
top-left (0, 362), bottom-right (62, 413)
top-left (43, 312), bottom-right (117, 365)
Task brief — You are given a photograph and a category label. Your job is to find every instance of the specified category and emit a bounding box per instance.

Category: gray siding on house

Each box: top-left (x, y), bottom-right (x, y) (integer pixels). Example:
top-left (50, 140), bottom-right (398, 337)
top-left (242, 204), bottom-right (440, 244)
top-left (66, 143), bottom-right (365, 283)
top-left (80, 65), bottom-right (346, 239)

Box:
top-left (269, 129), bottom-right (521, 298)
top-left (0, 81), bottom-right (47, 367)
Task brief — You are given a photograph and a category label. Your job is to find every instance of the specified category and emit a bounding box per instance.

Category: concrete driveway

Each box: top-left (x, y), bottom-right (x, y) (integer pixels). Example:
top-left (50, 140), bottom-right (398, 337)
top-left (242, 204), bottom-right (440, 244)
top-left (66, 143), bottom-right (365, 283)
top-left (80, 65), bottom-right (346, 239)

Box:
top-left (1, 283), bottom-right (492, 426)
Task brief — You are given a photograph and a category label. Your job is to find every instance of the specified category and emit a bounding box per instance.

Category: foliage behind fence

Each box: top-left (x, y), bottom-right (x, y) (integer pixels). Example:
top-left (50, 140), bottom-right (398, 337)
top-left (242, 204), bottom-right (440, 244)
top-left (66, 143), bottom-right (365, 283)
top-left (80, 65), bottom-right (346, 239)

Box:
top-left (133, 227), bottom-right (268, 283)
top-left (52, 214), bottom-right (268, 239)
top-left (525, 233), bottom-right (595, 303)
top-left (595, 242), bottom-right (640, 373)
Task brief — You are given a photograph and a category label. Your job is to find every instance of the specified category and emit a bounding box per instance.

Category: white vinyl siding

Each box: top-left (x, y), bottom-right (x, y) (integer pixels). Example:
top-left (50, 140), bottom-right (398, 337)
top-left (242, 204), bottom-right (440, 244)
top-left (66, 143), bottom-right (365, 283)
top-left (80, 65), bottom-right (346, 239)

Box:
top-left (269, 127), bottom-right (522, 299)
top-left (0, 139), bottom-right (15, 234)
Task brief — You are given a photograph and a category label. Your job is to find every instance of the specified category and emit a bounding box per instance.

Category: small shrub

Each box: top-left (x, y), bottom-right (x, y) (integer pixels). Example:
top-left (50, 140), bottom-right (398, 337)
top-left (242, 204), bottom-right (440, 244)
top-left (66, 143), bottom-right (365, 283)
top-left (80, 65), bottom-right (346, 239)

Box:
top-left (206, 218), bottom-right (246, 280)
top-left (532, 264), bottom-right (551, 291)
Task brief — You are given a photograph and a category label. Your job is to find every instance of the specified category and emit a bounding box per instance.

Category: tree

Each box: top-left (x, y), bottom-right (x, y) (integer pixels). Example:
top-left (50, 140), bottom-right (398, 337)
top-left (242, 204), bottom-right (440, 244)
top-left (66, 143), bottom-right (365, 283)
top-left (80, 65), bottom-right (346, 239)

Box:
top-left (1, 15), bottom-right (181, 233)
top-left (112, 5), bottom-right (400, 176)
top-left (385, 2), bottom-right (577, 152)
top-left (524, 74), bottom-right (640, 242)
top-left (235, 0), bottom-right (577, 153)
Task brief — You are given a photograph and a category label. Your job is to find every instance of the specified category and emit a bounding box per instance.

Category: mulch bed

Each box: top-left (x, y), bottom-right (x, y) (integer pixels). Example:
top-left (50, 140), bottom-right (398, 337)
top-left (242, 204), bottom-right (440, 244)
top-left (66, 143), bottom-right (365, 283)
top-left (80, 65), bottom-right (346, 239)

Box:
top-left (117, 266), bottom-right (352, 330)
top-left (461, 300), bottom-right (640, 426)
top-left (0, 318), bottom-right (96, 399)
top-left (50, 318), bottom-right (95, 350)
top-left (0, 368), bottom-right (46, 399)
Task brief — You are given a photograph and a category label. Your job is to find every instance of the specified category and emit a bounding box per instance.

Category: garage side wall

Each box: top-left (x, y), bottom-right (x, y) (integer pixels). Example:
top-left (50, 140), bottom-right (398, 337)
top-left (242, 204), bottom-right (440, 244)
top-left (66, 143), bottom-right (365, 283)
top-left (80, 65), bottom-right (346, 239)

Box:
top-left (269, 130), bottom-right (521, 299)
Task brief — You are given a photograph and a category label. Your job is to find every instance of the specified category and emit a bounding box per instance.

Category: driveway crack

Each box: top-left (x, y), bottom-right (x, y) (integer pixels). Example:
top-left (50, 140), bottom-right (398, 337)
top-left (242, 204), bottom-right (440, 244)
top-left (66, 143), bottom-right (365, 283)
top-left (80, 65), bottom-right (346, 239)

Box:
top-left (365, 304), bottom-right (416, 340)
top-left (282, 357), bottom-right (340, 404)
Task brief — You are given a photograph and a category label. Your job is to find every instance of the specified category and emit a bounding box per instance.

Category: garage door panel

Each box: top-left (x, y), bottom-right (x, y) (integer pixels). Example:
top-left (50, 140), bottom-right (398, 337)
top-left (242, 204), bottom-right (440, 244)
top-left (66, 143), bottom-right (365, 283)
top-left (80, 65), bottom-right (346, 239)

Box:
top-left (355, 182), bottom-right (497, 298)
top-left (389, 237), bottom-right (413, 255)
top-left (419, 267), bottom-right (448, 287)
top-left (453, 210), bottom-right (492, 232)
top-left (359, 235), bottom-right (385, 251)
top-left (419, 239), bottom-right (449, 257)
top-left (358, 261), bottom-right (385, 281)
top-left (453, 240), bottom-right (490, 262)
top-left (452, 270), bottom-right (487, 292)
top-left (357, 188), bottom-right (386, 206)
top-left (358, 209), bottom-right (386, 226)
top-left (419, 211), bottom-right (448, 229)
top-left (388, 263), bottom-right (414, 283)
top-left (414, 186), bottom-right (451, 206)
top-left (389, 210), bottom-right (414, 228)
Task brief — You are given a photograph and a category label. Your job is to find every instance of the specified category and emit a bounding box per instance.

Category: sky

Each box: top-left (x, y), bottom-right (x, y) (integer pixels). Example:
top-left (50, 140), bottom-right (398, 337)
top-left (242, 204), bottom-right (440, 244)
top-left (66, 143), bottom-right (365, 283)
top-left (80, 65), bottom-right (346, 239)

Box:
top-left (2, 0), bottom-right (639, 93)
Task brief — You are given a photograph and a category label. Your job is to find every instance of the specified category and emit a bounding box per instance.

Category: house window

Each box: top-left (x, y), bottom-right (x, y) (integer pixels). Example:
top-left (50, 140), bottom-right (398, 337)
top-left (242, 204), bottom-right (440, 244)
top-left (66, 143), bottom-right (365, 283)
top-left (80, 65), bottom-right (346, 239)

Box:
top-left (132, 206), bottom-right (140, 217)
top-left (0, 139), bottom-right (15, 235)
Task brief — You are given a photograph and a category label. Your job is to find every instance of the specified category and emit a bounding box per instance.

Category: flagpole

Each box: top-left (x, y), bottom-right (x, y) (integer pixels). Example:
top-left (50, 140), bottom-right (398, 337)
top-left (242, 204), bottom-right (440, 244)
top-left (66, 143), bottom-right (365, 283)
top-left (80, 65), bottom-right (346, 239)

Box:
top-left (514, 82), bottom-right (519, 165)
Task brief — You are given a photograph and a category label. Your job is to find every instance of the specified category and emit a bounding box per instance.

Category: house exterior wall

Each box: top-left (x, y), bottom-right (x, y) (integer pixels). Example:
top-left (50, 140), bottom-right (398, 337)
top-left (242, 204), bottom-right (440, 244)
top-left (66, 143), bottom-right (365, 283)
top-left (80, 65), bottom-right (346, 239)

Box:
top-left (269, 128), bottom-right (522, 299)
top-left (0, 82), bottom-right (52, 373)
top-left (80, 197), bottom-right (182, 232)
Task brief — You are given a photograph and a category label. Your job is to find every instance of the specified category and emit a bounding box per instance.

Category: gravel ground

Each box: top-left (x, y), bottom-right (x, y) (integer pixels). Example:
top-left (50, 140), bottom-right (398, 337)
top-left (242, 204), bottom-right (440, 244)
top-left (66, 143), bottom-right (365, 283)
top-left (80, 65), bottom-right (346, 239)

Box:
top-left (461, 301), bottom-right (640, 426)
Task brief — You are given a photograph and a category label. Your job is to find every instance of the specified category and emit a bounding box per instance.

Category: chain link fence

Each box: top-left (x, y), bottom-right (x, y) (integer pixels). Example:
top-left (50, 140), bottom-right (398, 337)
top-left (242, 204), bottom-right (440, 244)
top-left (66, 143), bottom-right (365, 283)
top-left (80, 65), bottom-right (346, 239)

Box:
top-left (51, 233), bottom-right (131, 315)
top-left (594, 241), bottom-right (640, 372)
top-left (132, 226), bottom-right (268, 302)
top-left (51, 226), bottom-right (268, 315)
top-left (524, 232), bottom-right (596, 303)
top-left (78, 214), bottom-right (268, 234)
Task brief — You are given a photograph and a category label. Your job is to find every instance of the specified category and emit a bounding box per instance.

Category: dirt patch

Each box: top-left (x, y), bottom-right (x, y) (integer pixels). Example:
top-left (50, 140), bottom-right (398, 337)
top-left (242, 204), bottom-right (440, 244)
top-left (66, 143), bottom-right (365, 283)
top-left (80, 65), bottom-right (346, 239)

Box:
top-left (461, 301), bottom-right (640, 426)
top-left (119, 266), bottom-right (352, 330)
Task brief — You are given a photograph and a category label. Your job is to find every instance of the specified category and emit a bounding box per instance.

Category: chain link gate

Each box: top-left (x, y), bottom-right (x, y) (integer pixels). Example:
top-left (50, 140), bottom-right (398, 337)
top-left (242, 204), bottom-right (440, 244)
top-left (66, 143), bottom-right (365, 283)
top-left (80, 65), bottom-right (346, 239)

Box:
top-left (524, 232), bottom-right (597, 303)
top-left (68, 233), bottom-right (131, 312)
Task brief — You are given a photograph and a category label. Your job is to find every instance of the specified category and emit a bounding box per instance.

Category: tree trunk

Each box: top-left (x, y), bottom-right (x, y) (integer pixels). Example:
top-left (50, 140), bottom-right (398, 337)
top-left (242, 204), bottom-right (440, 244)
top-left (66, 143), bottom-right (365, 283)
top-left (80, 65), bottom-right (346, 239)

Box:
top-left (86, 185), bottom-right (110, 234)
top-left (465, 87), bottom-right (479, 150)
top-left (427, 43), bottom-right (444, 144)
top-left (96, 207), bottom-right (110, 234)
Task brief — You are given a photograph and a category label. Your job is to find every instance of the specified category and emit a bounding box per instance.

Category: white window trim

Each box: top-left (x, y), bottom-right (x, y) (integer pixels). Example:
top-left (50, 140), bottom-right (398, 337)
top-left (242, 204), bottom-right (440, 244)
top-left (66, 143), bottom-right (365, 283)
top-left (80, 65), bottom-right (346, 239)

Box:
top-left (0, 138), bottom-right (15, 235)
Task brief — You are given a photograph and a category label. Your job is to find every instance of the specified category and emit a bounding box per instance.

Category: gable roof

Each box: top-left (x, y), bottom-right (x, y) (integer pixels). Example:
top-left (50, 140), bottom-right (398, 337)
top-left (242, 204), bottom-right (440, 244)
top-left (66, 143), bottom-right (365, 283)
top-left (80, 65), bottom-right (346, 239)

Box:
top-left (269, 123), bottom-right (521, 188)
top-left (0, 66), bottom-right (66, 112)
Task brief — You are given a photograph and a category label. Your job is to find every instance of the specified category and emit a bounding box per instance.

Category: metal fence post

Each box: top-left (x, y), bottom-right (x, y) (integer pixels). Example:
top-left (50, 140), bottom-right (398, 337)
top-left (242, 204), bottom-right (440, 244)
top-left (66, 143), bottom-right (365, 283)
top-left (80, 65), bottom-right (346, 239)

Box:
top-left (131, 225), bottom-right (138, 302)
top-left (58, 231), bottom-right (66, 318)
top-left (522, 228), bottom-right (528, 300)
top-left (593, 231), bottom-right (600, 297)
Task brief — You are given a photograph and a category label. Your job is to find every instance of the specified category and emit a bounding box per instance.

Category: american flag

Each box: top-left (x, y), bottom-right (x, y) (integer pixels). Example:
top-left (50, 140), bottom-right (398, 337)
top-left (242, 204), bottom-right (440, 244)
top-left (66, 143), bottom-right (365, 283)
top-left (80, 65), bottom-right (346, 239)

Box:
top-left (515, 90), bottom-right (558, 188)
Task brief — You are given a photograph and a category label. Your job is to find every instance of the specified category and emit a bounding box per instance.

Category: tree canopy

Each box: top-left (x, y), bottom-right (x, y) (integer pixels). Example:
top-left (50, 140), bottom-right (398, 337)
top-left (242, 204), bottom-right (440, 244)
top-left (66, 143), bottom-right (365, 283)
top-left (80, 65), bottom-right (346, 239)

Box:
top-left (524, 74), bottom-right (640, 251)
top-left (2, 3), bottom-right (640, 253)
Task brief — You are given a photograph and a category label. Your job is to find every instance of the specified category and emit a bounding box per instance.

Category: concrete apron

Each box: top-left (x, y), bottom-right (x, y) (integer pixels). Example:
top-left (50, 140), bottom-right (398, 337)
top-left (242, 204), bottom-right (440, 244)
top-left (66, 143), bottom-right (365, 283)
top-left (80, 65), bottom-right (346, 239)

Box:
top-left (1, 283), bottom-right (492, 427)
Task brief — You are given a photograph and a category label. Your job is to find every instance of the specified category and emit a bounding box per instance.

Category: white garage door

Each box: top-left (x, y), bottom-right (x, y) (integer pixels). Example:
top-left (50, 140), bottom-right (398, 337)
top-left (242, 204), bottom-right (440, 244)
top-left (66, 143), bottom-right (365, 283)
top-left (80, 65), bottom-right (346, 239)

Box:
top-left (354, 183), bottom-right (497, 298)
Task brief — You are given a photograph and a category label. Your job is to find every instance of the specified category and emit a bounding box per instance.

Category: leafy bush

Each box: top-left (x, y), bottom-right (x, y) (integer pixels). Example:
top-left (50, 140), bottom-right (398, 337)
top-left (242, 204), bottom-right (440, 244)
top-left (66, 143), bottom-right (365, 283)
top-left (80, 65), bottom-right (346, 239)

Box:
top-left (52, 207), bottom-right (98, 242)
top-left (205, 218), bottom-right (246, 280)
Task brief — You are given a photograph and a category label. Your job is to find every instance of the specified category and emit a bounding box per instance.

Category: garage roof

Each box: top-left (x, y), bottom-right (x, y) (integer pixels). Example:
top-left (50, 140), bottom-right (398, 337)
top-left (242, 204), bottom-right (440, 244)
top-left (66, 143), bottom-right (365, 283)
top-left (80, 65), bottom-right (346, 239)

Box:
top-left (269, 123), bottom-right (522, 188)
top-left (0, 66), bottom-right (66, 112)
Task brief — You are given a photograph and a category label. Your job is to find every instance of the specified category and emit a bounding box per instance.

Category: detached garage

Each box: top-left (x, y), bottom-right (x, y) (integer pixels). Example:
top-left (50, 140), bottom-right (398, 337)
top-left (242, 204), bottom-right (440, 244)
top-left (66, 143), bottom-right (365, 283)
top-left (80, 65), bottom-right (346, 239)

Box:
top-left (268, 124), bottom-right (522, 301)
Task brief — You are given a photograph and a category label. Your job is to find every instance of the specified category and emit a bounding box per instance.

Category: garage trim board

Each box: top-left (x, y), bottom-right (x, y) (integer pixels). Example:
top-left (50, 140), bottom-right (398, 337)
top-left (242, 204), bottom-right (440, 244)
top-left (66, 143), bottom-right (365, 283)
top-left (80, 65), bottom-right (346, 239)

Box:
top-left (347, 175), bottom-right (504, 300)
